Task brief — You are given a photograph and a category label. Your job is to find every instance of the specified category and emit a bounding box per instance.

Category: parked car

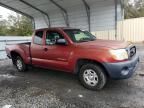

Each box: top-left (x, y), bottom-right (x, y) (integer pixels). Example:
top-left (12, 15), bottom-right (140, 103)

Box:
top-left (5, 27), bottom-right (139, 90)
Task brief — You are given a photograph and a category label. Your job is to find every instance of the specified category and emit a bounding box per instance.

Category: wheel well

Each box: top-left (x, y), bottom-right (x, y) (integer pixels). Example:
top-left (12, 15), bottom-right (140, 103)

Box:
top-left (75, 59), bottom-right (109, 77)
top-left (11, 51), bottom-right (21, 65)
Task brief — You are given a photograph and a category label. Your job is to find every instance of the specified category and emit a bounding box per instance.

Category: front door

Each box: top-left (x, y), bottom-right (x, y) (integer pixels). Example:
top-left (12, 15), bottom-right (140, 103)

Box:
top-left (42, 30), bottom-right (72, 71)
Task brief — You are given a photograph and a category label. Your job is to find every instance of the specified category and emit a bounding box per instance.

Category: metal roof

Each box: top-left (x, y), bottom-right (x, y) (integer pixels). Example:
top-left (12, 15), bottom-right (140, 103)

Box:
top-left (0, 0), bottom-right (123, 32)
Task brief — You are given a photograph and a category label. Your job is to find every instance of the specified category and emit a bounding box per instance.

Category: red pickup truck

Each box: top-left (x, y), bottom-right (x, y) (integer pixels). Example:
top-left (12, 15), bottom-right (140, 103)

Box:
top-left (5, 27), bottom-right (139, 90)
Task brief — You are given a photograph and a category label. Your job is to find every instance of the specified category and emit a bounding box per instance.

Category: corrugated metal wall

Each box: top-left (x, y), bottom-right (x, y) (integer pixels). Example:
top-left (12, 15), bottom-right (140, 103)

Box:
top-left (92, 17), bottom-right (144, 42)
top-left (121, 17), bottom-right (144, 42)
top-left (33, 0), bottom-right (122, 31)
top-left (88, 0), bottom-right (115, 31)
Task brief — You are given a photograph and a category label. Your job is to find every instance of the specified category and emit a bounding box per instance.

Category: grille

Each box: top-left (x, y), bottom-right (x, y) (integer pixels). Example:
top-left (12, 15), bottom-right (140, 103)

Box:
top-left (127, 45), bottom-right (136, 59)
top-left (130, 46), bottom-right (136, 58)
top-left (126, 45), bottom-right (136, 59)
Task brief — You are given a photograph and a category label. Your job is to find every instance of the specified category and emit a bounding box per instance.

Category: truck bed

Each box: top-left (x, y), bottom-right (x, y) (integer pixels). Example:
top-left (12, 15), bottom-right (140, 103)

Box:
top-left (5, 42), bottom-right (32, 64)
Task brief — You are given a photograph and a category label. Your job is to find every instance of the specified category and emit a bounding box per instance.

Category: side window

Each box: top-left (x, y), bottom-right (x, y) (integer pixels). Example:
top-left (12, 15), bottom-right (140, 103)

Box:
top-left (46, 31), bottom-right (64, 45)
top-left (34, 31), bottom-right (43, 45)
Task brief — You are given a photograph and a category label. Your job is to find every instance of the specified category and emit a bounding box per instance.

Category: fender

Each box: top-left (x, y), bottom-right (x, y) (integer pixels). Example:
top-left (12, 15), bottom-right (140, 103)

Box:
top-left (10, 45), bottom-right (30, 64)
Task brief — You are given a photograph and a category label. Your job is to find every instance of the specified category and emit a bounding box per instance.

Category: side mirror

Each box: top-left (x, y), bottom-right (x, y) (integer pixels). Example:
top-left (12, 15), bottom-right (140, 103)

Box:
top-left (56, 39), bottom-right (67, 45)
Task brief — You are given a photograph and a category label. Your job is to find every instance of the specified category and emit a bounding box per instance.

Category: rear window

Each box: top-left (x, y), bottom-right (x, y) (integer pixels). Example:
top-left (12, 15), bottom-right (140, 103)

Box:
top-left (34, 31), bottom-right (43, 45)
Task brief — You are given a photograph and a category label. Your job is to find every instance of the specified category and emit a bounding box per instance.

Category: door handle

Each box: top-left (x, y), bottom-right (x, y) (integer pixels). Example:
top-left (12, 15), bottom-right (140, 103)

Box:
top-left (44, 48), bottom-right (48, 51)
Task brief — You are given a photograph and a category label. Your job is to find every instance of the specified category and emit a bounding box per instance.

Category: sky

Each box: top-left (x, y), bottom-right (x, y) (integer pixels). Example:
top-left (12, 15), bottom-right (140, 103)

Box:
top-left (0, 6), bottom-right (16, 19)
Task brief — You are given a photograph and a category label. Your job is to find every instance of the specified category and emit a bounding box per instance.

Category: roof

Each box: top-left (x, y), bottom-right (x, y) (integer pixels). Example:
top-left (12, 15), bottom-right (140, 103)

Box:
top-left (0, 0), bottom-right (123, 31)
top-left (35, 27), bottom-right (80, 31)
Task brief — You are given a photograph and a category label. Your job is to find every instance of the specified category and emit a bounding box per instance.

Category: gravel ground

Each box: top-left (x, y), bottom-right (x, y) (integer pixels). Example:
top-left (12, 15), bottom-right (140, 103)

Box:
top-left (0, 44), bottom-right (144, 108)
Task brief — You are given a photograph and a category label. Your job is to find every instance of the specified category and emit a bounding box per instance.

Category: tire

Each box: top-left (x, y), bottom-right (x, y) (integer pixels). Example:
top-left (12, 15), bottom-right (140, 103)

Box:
top-left (15, 56), bottom-right (27, 72)
top-left (79, 63), bottom-right (107, 90)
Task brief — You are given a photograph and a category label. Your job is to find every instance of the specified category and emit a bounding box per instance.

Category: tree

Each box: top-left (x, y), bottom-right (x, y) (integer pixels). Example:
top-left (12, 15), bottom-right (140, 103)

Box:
top-left (0, 14), bottom-right (33, 36)
top-left (0, 16), bottom-right (8, 36)
top-left (124, 0), bottom-right (144, 19)
top-left (7, 14), bottom-right (33, 36)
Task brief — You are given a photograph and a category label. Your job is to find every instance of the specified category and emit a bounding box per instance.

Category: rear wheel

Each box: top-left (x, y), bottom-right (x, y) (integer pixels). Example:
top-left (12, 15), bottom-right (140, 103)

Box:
top-left (15, 56), bottom-right (27, 72)
top-left (79, 63), bottom-right (107, 90)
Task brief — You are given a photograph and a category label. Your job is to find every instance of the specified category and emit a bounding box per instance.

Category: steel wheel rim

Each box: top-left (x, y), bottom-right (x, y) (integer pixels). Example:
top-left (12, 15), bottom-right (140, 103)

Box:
top-left (16, 59), bottom-right (23, 70)
top-left (83, 69), bottom-right (98, 86)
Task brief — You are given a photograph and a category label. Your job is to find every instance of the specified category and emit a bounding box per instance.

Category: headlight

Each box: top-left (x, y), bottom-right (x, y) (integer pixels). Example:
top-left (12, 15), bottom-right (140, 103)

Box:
top-left (110, 49), bottom-right (128, 61)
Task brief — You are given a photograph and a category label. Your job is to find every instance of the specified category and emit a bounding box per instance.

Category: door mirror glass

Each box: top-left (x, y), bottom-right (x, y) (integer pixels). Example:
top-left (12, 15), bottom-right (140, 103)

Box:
top-left (56, 39), bottom-right (67, 45)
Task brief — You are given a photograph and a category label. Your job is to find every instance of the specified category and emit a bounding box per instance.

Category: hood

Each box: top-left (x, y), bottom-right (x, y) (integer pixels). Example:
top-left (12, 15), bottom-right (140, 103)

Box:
top-left (75, 39), bottom-right (131, 49)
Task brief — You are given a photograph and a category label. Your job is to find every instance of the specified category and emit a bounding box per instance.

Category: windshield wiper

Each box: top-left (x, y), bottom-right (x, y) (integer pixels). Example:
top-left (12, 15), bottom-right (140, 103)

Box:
top-left (90, 38), bottom-right (96, 41)
top-left (78, 38), bottom-right (91, 42)
top-left (78, 40), bottom-right (89, 42)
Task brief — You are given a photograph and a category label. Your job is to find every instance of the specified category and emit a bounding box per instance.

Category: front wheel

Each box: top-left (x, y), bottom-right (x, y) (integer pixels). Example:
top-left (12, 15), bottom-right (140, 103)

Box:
top-left (79, 64), bottom-right (107, 90)
top-left (15, 56), bottom-right (27, 72)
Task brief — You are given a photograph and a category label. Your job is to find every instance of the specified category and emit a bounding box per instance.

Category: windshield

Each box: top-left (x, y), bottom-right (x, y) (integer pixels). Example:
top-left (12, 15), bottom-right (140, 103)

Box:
top-left (64, 29), bottom-right (96, 43)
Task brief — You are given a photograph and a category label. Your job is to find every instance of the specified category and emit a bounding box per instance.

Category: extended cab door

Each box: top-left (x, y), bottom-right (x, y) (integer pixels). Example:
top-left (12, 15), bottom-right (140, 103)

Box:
top-left (31, 30), bottom-right (46, 66)
top-left (42, 30), bottom-right (72, 72)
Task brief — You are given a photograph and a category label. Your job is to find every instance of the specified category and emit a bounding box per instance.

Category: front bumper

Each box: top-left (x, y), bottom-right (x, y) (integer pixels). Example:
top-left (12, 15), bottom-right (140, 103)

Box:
top-left (103, 55), bottom-right (139, 79)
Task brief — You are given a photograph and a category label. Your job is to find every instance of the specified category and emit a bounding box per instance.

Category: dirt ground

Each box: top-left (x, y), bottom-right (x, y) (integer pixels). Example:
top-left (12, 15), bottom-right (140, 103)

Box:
top-left (0, 44), bottom-right (144, 108)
